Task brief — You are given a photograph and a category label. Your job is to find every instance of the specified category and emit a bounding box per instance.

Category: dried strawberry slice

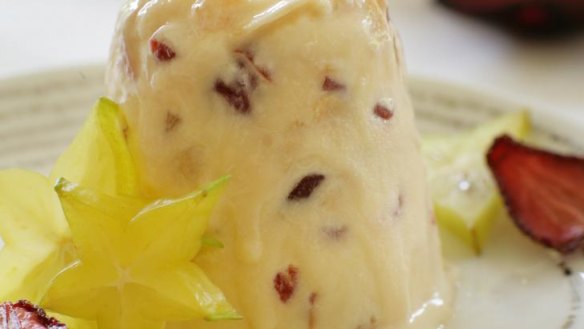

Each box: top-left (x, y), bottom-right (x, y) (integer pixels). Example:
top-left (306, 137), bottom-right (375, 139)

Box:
top-left (487, 135), bottom-right (584, 254)
top-left (0, 301), bottom-right (66, 329)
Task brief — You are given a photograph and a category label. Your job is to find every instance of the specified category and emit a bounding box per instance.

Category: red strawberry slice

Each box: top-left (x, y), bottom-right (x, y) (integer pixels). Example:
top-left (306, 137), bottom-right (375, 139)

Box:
top-left (487, 135), bottom-right (584, 254)
top-left (0, 301), bottom-right (66, 329)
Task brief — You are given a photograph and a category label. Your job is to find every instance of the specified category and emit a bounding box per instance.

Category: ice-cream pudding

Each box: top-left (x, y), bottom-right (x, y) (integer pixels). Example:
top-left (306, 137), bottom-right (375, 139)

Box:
top-left (106, 1), bottom-right (453, 328)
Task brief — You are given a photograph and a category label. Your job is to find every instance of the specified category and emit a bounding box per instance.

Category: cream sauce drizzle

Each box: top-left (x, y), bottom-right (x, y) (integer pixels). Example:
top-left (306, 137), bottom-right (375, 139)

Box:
top-left (244, 0), bottom-right (331, 33)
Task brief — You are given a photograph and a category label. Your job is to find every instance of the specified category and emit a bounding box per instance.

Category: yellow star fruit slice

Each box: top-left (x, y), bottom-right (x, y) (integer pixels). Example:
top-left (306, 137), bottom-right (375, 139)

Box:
top-left (46, 312), bottom-right (97, 329)
top-left (50, 94), bottom-right (222, 238)
top-left (1, 98), bottom-right (136, 301)
top-left (423, 111), bottom-right (531, 254)
top-left (50, 97), bottom-right (138, 196)
top-left (42, 177), bottom-right (239, 329)
top-left (0, 169), bottom-right (72, 303)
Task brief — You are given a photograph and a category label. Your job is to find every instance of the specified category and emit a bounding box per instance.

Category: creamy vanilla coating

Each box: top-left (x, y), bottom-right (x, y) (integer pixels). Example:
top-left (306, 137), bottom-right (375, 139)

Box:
top-left (106, 1), bottom-right (452, 328)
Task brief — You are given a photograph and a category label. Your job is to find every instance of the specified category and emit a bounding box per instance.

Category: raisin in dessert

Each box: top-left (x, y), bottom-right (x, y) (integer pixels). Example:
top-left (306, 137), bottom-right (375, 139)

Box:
top-left (106, 1), bottom-right (452, 328)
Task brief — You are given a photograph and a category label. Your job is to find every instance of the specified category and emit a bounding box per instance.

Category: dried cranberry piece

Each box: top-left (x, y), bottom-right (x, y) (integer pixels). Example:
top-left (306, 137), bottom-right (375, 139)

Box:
top-left (214, 80), bottom-right (251, 114)
top-left (215, 49), bottom-right (271, 114)
top-left (374, 103), bottom-right (394, 121)
top-left (322, 77), bottom-right (346, 92)
top-left (274, 265), bottom-right (299, 303)
top-left (150, 39), bottom-right (176, 62)
top-left (288, 174), bottom-right (326, 201)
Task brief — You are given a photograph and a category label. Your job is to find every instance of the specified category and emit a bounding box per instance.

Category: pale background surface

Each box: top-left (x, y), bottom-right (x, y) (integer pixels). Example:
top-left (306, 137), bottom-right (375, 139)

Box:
top-left (0, 0), bottom-right (583, 124)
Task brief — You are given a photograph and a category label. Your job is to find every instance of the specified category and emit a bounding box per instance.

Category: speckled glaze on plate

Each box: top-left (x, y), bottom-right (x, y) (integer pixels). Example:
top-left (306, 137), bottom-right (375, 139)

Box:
top-left (0, 66), bottom-right (583, 329)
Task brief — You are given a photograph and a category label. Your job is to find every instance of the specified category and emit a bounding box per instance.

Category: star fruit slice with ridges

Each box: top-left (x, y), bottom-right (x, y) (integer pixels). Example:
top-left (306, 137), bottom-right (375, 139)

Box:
top-left (0, 97), bottom-right (130, 328)
top-left (0, 98), bottom-right (135, 304)
top-left (423, 110), bottom-right (531, 254)
top-left (50, 97), bottom-right (138, 196)
top-left (42, 176), bottom-right (240, 329)
top-left (52, 97), bottom-right (226, 249)
top-left (0, 169), bottom-right (72, 303)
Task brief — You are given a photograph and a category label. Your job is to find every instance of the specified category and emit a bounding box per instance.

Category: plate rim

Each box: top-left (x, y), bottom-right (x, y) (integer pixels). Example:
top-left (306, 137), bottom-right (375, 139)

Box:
top-left (0, 64), bottom-right (581, 149)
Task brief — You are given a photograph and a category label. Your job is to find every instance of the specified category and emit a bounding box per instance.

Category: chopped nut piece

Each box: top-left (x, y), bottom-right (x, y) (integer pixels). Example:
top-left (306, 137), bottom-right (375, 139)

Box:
top-left (165, 112), bottom-right (182, 132)
top-left (235, 49), bottom-right (272, 82)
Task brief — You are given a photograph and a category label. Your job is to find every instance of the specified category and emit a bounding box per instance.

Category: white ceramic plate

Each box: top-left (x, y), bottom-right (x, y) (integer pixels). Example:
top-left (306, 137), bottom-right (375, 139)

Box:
top-left (0, 66), bottom-right (583, 329)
